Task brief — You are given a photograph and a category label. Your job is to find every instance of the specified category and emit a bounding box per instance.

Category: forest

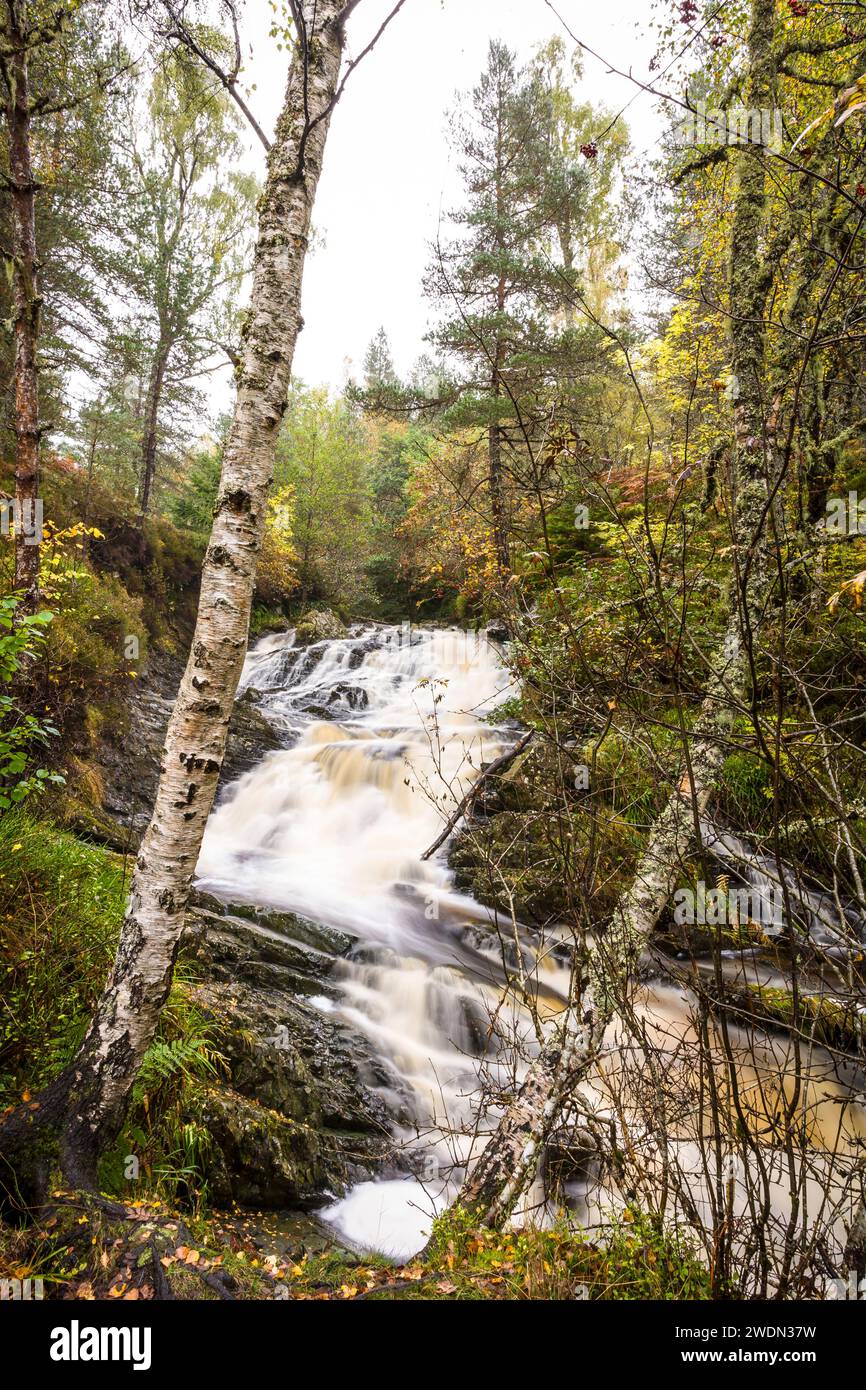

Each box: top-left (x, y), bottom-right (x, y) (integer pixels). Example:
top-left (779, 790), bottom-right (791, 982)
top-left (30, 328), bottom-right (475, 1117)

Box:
top-left (1, 0), bottom-right (866, 1336)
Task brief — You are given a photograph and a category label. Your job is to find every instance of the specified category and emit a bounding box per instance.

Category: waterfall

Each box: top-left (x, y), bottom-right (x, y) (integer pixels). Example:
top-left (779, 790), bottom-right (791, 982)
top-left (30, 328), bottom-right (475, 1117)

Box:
top-left (198, 624), bottom-right (566, 1257)
top-left (196, 623), bottom-right (864, 1268)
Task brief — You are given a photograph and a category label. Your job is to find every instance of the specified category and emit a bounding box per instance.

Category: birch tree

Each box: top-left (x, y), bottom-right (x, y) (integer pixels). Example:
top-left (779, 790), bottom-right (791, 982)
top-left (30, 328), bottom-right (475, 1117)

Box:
top-left (455, 0), bottom-right (783, 1228)
top-left (129, 49), bottom-right (255, 519)
top-left (0, 0), bottom-right (373, 1197)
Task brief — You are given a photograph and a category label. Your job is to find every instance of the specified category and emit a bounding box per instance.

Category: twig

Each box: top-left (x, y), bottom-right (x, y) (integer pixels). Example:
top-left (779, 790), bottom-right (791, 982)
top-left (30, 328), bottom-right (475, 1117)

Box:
top-left (420, 730), bottom-right (534, 862)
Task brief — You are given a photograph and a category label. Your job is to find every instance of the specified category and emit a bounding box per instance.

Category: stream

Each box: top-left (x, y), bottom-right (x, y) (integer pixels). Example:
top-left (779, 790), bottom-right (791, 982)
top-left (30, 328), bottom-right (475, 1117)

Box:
top-left (197, 624), bottom-right (568, 1257)
top-left (196, 623), bottom-right (865, 1270)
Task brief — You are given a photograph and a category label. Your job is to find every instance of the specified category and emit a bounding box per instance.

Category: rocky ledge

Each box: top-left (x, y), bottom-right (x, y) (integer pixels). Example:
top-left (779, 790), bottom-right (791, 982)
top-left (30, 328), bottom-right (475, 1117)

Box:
top-left (180, 891), bottom-right (393, 1208)
top-left (87, 657), bottom-right (284, 848)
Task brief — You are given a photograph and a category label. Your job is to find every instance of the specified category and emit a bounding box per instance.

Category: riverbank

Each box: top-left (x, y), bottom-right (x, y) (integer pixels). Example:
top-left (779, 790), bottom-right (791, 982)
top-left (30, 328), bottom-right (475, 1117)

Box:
top-left (5, 617), bottom-right (863, 1300)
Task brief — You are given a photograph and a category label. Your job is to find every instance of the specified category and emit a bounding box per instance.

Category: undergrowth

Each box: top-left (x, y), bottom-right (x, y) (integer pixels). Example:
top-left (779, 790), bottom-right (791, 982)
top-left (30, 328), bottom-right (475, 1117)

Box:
top-left (0, 810), bottom-right (222, 1206)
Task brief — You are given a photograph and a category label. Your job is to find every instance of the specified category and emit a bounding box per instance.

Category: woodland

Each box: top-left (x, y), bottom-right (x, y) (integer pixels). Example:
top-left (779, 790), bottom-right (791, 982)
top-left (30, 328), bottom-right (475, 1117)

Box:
top-left (0, 0), bottom-right (865, 1315)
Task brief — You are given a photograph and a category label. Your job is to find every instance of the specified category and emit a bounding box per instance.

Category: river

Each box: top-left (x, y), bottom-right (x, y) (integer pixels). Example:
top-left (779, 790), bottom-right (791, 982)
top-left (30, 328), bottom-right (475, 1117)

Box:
top-left (196, 622), bottom-right (865, 1278)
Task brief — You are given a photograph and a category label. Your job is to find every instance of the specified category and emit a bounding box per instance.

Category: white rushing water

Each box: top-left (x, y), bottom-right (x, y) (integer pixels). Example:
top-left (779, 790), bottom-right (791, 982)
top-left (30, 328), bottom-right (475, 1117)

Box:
top-left (197, 624), bottom-right (564, 1258)
top-left (196, 622), bottom-right (865, 1273)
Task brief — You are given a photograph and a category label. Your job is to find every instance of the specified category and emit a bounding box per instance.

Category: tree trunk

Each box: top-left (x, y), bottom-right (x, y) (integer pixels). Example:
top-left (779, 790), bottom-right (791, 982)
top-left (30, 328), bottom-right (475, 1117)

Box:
top-left (489, 95), bottom-right (510, 582)
top-left (137, 337), bottom-right (171, 521)
top-left (488, 422), bottom-right (511, 577)
top-left (0, 0), bottom-right (355, 1198)
top-left (455, 0), bottom-right (780, 1228)
top-left (4, 1), bottom-right (42, 614)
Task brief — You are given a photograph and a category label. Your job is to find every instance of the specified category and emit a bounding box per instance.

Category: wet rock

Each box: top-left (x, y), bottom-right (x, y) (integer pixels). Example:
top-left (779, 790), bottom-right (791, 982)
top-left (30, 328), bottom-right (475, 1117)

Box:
top-left (326, 682), bottom-right (369, 711)
top-left (294, 609), bottom-right (347, 645)
top-left (221, 701), bottom-right (284, 786)
top-left (188, 890), bottom-right (355, 957)
top-left (543, 1126), bottom-right (601, 1194)
top-left (450, 810), bottom-right (570, 927)
top-left (94, 655), bottom-right (285, 842)
top-left (181, 897), bottom-right (392, 1207)
top-left (183, 1085), bottom-right (335, 1208)
top-left (216, 1209), bottom-right (353, 1264)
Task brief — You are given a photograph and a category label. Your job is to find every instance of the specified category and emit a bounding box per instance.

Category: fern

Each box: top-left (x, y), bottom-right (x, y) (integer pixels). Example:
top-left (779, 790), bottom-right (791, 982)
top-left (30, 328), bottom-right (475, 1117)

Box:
top-left (136, 1036), bottom-right (219, 1093)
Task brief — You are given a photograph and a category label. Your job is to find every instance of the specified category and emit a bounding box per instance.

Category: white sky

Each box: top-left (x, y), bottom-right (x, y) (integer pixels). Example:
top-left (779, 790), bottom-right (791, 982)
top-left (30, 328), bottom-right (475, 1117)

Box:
top-left (228, 0), bottom-right (668, 394)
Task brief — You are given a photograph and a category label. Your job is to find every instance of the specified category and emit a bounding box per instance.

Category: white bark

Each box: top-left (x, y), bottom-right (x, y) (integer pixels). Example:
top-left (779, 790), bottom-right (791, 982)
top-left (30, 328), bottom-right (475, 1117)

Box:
top-left (51, 0), bottom-right (355, 1183)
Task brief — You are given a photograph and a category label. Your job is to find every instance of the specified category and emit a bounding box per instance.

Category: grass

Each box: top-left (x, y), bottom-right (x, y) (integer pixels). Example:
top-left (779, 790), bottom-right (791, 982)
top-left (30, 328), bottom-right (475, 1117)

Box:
top-left (271, 1208), bottom-right (715, 1301)
top-left (0, 809), bottom-right (224, 1206)
top-left (0, 807), bottom-right (125, 1103)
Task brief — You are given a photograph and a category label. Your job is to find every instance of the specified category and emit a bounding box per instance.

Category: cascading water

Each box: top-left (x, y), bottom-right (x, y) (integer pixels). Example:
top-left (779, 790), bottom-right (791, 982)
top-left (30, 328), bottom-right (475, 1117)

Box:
top-left (197, 622), bottom-right (865, 1272)
top-left (198, 624), bottom-right (566, 1257)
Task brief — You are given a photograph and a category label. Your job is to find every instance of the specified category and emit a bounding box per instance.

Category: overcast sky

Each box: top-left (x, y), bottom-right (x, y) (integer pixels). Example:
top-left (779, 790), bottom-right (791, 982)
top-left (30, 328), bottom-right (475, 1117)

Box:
top-left (228, 0), bottom-right (667, 393)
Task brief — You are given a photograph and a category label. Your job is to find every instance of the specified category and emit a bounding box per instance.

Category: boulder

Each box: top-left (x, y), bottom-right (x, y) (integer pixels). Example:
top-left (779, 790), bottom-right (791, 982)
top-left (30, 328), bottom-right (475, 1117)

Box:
top-left (294, 608), bottom-right (347, 645)
top-left (181, 895), bottom-right (393, 1207)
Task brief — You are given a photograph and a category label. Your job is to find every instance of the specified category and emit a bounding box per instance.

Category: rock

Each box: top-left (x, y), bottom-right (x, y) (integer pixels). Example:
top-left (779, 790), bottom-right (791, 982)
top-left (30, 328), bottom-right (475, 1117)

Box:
top-left (542, 1125), bottom-right (601, 1193)
top-left (215, 1209), bottom-right (352, 1264)
top-left (93, 653), bottom-right (284, 843)
top-left (182, 1085), bottom-right (333, 1208)
top-left (181, 896), bottom-right (393, 1207)
top-left (294, 608), bottom-right (347, 645)
top-left (188, 890), bottom-right (355, 957)
top-left (221, 699), bottom-right (284, 786)
top-left (329, 682), bottom-right (368, 709)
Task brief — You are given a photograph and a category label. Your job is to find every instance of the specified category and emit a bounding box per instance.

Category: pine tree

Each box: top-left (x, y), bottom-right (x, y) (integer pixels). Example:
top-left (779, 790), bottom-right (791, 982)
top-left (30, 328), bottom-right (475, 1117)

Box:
top-left (362, 325), bottom-right (397, 390)
top-left (425, 40), bottom-right (625, 584)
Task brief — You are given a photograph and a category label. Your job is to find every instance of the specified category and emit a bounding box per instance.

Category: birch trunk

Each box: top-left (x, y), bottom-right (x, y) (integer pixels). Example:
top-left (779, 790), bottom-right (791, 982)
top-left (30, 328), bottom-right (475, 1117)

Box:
top-left (137, 336), bottom-right (171, 521)
top-left (456, 0), bottom-right (780, 1228)
top-left (3, 1), bottom-right (42, 614)
top-left (0, 0), bottom-right (355, 1196)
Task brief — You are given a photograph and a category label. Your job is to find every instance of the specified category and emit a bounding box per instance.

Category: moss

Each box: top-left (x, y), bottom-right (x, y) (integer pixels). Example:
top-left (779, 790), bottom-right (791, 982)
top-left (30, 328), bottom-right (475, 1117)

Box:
top-left (250, 603), bottom-right (287, 637)
top-left (0, 813), bottom-right (231, 1204)
top-left (741, 981), bottom-right (865, 1052)
top-left (415, 1207), bottom-right (715, 1301)
top-left (0, 811), bottom-right (125, 1105)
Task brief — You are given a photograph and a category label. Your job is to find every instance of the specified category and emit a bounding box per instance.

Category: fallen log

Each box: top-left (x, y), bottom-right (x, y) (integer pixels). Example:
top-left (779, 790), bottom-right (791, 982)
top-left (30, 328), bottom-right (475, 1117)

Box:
top-left (648, 949), bottom-right (865, 1058)
top-left (420, 730), bottom-right (535, 861)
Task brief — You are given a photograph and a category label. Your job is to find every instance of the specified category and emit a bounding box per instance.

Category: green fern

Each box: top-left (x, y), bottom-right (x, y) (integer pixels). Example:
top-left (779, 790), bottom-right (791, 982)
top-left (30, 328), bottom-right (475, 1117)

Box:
top-left (136, 1036), bottom-right (219, 1093)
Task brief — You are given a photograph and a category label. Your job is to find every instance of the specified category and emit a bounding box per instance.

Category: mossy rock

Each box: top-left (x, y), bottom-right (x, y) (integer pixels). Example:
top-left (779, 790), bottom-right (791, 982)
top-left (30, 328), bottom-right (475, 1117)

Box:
top-left (181, 1084), bottom-right (339, 1208)
top-left (294, 609), bottom-right (347, 645)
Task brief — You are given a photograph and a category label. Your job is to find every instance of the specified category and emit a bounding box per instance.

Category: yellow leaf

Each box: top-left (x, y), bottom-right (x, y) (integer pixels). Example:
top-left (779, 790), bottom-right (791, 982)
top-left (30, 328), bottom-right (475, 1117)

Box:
top-left (827, 569), bottom-right (866, 613)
